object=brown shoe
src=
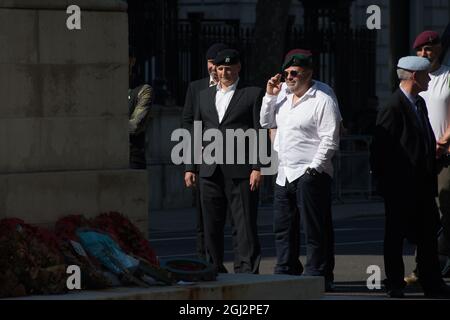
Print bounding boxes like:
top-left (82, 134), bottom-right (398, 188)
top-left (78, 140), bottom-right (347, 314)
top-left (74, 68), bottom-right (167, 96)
top-left (404, 271), bottom-right (419, 286)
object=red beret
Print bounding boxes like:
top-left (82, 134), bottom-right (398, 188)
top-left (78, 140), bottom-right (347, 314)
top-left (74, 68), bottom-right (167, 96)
top-left (413, 30), bottom-right (441, 49)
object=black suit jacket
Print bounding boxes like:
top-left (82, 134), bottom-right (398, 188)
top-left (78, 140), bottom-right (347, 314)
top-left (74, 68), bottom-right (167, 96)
top-left (183, 77), bottom-right (210, 130)
top-left (370, 88), bottom-right (437, 199)
top-left (187, 81), bottom-right (264, 179)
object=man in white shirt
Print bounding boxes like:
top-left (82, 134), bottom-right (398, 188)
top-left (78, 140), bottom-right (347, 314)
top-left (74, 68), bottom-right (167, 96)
top-left (260, 49), bottom-right (341, 290)
top-left (405, 30), bottom-right (450, 284)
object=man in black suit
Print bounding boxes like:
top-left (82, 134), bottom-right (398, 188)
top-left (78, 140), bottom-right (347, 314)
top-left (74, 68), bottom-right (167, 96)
top-left (370, 56), bottom-right (450, 298)
top-left (183, 43), bottom-right (229, 260)
top-left (186, 49), bottom-right (264, 274)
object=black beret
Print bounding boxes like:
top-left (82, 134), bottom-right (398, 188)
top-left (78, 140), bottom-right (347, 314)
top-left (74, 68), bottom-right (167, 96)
top-left (282, 49), bottom-right (313, 70)
top-left (214, 49), bottom-right (240, 66)
top-left (206, 43), bottom-right (229, 60)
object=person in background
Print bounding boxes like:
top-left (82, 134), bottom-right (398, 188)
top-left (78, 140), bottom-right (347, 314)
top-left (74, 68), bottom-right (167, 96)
top-left (128, 46), bottom-right (153, 169)
top-left (370, 56), bottom-right (450, 298)
top-left (188, 49), bottom-right (264, 274)
top-left (183, 43), bottom-right (229, 261)
top-left (260, 49), bottom-right (341, 291)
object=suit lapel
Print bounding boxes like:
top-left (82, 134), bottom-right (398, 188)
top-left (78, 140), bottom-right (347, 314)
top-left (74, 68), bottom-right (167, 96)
top-left (204, 86), bottom-right (220, 125)
top-left (398, 90), bottom-right (421, 132)
top-left (201, 77), bottom-right (210, 90)
top-left (220, 81), bottom-right (245, 124)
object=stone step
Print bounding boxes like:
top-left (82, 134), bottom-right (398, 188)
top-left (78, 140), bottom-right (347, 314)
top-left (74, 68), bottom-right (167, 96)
top-left (11, 274), bottom-right (324, 300)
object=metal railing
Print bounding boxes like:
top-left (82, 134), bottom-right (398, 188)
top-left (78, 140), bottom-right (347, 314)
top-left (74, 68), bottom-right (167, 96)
top-left (333, 135), bottom-right (375, 202)
top-left (259, 135), bottom-right (376, 204)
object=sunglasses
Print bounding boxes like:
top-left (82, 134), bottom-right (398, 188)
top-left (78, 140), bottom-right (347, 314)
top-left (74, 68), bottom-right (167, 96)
top-left (283, 70), bottom-right (307, 79)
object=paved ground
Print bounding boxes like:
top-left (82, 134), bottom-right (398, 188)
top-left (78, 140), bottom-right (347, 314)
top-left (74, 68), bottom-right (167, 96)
top-left (148, 200), bottom-right (444, 300)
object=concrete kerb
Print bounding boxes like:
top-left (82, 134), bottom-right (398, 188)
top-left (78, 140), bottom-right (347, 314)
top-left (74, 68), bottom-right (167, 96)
top-left (10, 274), bottom-right (324, 300)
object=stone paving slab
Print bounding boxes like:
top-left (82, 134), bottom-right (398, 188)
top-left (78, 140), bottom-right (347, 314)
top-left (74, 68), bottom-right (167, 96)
top-left (10, 274), bottom-right (324, 300)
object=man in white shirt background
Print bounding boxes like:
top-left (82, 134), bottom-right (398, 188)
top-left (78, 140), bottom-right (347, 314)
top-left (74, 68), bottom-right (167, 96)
top-left (260, 49), bottom-right (341, 291)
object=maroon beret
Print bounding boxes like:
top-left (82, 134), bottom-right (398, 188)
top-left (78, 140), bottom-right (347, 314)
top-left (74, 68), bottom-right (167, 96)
top-left (413, 30), bottom-right (441, 49)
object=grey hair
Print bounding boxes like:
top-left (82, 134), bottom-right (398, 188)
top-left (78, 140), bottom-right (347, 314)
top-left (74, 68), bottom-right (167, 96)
top-left (397, 69), bottom-right (413, 80)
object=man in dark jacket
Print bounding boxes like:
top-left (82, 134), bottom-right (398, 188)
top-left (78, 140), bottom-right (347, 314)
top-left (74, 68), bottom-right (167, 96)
top-left (183, 43), bottom-right (229, 261)
top-left (370, 56), bottom-right (450, 298)
top-left (186, 49), bottom-right (264, 274)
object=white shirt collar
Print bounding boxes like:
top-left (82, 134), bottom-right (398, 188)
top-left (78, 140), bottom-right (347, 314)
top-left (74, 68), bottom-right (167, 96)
top-left (399, 84), bottom-right (417, 106)
top-left (216, 78), bottom-right (239, 92)
top-left (287, 81), bottom-right (317, 107)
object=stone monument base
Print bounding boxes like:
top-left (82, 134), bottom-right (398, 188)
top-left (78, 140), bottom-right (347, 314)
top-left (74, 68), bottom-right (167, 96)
top-left (0, 169), bottom-right (148, 235)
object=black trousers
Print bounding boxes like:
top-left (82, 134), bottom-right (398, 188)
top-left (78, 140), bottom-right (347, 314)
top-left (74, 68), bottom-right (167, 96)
top-left (194, 184), bottom-right (206, 259)
top-left (273, 172), bottom-right (335, 281)
top-left (383, 194), bottom-right (443, 292)
top-left (437, 166), bottom-right (450, 256)
top-left (130, 134), bottom-right (146, 169)
top-left (195, 182), bottom-right (238, 273)
top-left (199, 167), bottom-right (261, 274)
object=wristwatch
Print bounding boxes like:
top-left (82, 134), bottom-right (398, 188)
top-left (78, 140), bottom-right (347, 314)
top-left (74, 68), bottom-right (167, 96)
top-left (305, 167), bottom-right (319, 177)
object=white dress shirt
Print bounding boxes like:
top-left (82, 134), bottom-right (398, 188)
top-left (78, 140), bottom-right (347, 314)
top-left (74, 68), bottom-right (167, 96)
top-left (419, 65), bottom-right (450, 140)
top-left (216, 79), bottom-right (239, 123)
top-left (260, 81), bottom-right (341, 185)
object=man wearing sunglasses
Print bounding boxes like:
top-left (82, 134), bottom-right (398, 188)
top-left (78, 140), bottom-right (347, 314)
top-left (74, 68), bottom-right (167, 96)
top-left (260, 49), bottom-right (341, 291)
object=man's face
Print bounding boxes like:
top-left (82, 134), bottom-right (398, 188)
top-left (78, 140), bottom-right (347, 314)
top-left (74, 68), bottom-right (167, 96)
top-left (416, 44), bottom-right (442, 64)
top-left (284, 66), bottom-right (312, 92)
top-left (207, 60), bottom-right (217, 80)
top-left (216, 63), bottom-right (241, 87)
top-left (414, 70), bottom-right (431, 92)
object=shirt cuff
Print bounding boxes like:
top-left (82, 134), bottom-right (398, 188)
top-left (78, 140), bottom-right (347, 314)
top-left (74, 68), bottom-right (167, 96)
top-left (264, 93), bottom-right (278, 100)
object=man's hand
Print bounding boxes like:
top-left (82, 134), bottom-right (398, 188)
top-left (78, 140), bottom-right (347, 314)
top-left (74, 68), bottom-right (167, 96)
top-left (266, 74), bottom-right (283, 96)
top-left (437, 143), bottom-right (447, 158)
top-left (249, 170), bottom-right (262, 191)
top-left (184, 172), bottom-right (196, 188)
top-left (437, 139), bottom-right (449, 158)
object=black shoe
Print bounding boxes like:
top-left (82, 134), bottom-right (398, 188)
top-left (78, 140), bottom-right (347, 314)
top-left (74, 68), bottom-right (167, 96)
top-left (325, 281), bottom-right (335, 292)
top-left (217, 264), bottom-right (229, 274)
top-left (439, 255), bottom-right (450, 278)
top-left (424, 284), bottom-right (450, 299)
top-left (387, 288), bottom-right (405, 298)
top-left (384, 279), bottom-right (406, 298)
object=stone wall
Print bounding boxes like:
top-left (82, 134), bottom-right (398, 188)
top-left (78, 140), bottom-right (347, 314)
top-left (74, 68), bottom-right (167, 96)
top-left (0, 0), bottom-right (149, 234)
top-left (146, 105), bottom-right (193, 210)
